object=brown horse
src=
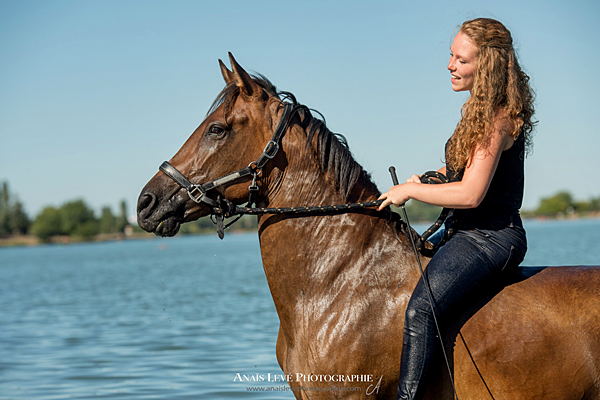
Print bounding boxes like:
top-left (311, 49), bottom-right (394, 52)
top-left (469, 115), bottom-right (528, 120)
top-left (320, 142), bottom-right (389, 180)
top-left (137, 54), bottom-right (600, 399)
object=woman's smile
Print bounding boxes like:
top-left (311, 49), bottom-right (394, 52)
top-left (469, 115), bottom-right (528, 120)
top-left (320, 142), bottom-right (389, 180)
top-left (447, 31), bottom-right (478, 93)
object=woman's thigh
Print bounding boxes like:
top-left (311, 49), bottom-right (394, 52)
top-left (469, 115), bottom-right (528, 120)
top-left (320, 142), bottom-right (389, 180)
top-left (411, 226), bottom-right (526, 323)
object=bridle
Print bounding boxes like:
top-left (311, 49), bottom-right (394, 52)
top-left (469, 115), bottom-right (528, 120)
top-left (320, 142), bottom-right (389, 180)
top-left (158, 102), bottom-right (297, 237)
top-left (157, 101), bottom-right (455, 246)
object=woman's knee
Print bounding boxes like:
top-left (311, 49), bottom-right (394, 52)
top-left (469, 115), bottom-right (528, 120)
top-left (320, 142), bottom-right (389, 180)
top-left (404, 295), bottom-right (435, 331)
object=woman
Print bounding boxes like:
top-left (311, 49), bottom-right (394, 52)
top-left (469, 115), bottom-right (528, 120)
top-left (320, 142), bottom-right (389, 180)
top-left (377, 18), bottom-right (536, 400)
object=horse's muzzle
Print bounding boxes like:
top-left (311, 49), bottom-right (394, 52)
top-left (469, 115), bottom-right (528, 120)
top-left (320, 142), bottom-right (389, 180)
top-left (137, 183), bottom-right (186, 237)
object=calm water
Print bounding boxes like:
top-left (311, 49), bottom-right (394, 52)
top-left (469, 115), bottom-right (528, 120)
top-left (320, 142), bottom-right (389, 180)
top-left (1, 218), bottom-right (599, 399)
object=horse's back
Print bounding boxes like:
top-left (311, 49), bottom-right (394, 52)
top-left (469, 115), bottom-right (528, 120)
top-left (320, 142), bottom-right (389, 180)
top-left (456, 265), bottom-right (600, 400)
top-left (511, 265), bottom-right (600, 314)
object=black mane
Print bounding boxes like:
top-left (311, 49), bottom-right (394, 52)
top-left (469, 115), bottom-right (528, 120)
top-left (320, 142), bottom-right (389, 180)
top-left (207, 74), bottom-right (379, 201)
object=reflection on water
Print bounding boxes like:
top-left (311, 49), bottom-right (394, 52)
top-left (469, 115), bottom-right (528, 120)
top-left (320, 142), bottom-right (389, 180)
top-left (1, 218), bottom-right (599, 399)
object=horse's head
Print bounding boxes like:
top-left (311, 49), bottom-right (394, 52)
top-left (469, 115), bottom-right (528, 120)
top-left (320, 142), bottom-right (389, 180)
top-left (137, 53), bottom-right (288, 237)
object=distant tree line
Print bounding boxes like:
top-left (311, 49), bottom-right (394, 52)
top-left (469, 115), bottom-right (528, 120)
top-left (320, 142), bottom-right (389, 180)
top-left (0, 181), bottom-right (129, 242)
top-left (0, 182), bottom-right (30, 236)
top-left (523, 191), bottom-right (600, 218)
top-left (31, 199), bottom-right (129, 242)
top-left (1, 179), bottom-right (599, 243)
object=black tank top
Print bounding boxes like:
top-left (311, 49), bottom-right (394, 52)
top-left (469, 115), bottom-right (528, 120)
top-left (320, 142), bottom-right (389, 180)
top-left (446, 133), bottom-right (525, 222)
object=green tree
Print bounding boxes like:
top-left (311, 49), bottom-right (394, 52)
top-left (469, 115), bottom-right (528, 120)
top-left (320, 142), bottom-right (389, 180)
top-left (73, 220), bottom-right (101, 238)
top-left (59, 199), bottom-right (98, 237)
top-left (0, 182), bottom-right (10, 236)
top-left (0, 181), bottom-right (31, 236)
top-left (575, 195), bottom-right (600, 213)
top-left (590, 196), bottom-right (600, 211)
top-left (32, 199), bottom-right (100, 241)
top-left (99, 206), bottom-right (117, 234)
top-left (8, 199), bottom-right (30, 234)
top-left (535, 191), bottom-right (574, 216)
top-left (31, 206), bottom-right (64, 241)
top-left (116, 200), bottom-right (129, 233)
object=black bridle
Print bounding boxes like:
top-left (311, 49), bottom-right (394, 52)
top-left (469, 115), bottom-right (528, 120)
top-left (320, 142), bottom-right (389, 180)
top-left (159, 102), bottom-right (296, 211)
top-left (158, 102), bottom-right (393, 239)
top-left (158, 101), bottom-right (454, 252)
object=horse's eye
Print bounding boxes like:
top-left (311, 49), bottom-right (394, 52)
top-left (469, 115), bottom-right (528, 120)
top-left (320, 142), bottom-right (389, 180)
top-left (207, 125), bottom-right (226, 137)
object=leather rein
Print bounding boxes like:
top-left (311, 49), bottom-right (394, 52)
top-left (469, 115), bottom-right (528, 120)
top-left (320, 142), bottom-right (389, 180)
top-left (158, 102), bottom-right (452, 247)
top-left (158, 103), bottom-right (383, 239)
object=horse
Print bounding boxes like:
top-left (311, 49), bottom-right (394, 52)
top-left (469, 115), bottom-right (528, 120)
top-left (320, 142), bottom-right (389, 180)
top-left (137, 53), bottom-right (600, 399)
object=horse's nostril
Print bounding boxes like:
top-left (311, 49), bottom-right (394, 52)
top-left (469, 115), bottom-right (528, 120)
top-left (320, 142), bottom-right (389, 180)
top-left (137, 191), bottom-right (157, 221)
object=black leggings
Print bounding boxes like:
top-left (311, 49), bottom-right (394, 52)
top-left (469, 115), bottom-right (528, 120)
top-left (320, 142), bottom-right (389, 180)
top-left (397, 218), bottom-right (527, 400)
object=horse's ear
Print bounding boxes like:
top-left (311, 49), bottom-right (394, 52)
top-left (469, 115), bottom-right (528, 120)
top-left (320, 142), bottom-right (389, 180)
top-left (219, 59), bottom-right (234, 85)
top-left (228, 52), bottom-right (262, 98)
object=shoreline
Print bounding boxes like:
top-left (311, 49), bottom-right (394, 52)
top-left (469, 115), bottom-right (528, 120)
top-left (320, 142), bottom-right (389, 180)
top-left (0, 232), bottom-right (152, 248)
top-left (0, 228), bottom-right (250, 248)
top-left (2, 213), bottom-right (599, 248)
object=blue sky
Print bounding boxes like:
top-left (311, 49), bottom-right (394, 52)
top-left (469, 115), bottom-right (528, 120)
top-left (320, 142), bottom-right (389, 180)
top-left (1, 0), bottom-right (599, 219)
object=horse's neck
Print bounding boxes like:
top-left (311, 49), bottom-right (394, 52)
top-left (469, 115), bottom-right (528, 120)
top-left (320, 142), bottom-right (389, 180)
top-left (261, 125), bottom-right (379, 208)
top-left (257, 127), bottom-right (417, 335)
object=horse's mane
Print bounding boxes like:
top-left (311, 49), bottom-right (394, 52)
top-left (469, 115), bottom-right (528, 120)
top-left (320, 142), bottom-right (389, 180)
top-left (207, 74), bottom-right (380, 202)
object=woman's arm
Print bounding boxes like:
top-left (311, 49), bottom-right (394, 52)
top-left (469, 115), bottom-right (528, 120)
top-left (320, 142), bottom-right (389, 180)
top-left (378, 118), bottom-right (514, 210)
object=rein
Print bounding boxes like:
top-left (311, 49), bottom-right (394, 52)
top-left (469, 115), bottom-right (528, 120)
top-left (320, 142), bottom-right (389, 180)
top-left (158, 101), bottom-right (451, 249)
top-left (158, 101), bottom-right (394, 239)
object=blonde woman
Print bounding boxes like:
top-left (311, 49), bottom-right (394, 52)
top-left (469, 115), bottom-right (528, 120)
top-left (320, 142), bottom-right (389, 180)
top-left (378, 18), bottom-right (536, 400)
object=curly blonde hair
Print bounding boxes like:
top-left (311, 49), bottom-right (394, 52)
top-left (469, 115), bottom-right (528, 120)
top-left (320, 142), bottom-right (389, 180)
top-left (446, 18), bottom-right (536, 171)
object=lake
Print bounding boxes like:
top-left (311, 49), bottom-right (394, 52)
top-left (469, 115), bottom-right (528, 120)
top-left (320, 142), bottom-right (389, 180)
top-left (1, 218), bottom-right (599, 399)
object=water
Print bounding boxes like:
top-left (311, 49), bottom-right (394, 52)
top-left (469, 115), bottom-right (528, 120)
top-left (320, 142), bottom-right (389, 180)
top-left (0, 235), bottom-right (284, 399)
top-left (1, 218), bottom-right (599, 399)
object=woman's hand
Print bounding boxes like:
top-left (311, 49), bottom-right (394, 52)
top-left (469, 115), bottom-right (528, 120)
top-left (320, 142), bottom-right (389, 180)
top-left (407, 174), bottom-right (422, 183)
top-left (378, 183), bottom-right (416, 211)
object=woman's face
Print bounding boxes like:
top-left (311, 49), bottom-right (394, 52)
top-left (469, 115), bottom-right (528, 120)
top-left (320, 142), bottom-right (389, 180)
top-left (448, 31), bottom-right (478, 93)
